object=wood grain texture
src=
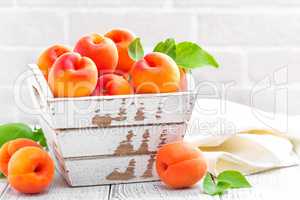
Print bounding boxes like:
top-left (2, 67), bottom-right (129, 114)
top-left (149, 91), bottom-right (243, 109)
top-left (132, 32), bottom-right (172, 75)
top-left (110, 181), bottom-right (219, 200)
top-left (1, 172), bottom-right (110, 200)
top-left (220, 166), bottom-right (300, 200)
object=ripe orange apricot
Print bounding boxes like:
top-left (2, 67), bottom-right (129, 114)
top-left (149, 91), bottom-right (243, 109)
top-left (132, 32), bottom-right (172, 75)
top-left (156, 141), bottom-right (207, 189)
top-left (131, 52), bottom-right (180, 93)
top-left (48, 52), bottom-right (98, 97)
top-left (74, 33), bottom-right (118, 75)
top-left (8, 146), bottom-right (54, 194)
top-left (37, 44), bottom-right (71, 80)
top-left (92, 74), bottom-right (133, 96)
top-left (105, 29), bottom-right (136, 76)
top-left (0, 138), bottom-right (41, 176)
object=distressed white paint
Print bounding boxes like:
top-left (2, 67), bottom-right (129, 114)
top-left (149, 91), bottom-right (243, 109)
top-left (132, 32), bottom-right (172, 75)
top-left (64, 154), bottom-right (159, 186)
top-left (37, 101), bottom-right (187, 186)
top-left (28, 64), bottom-right (196, 129)
top-left (40, 118), bottom-right (186, 158)
top-left (39, 117), bottom-right (167, 186)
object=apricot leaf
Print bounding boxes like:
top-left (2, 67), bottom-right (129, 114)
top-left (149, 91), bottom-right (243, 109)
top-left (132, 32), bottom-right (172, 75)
top-left (32, 127), bottom-right (48, 149)
top-left (0, 172), bottom-right (4, 178)
top-left (175, 42), bottom-right (219, 69)
top-left (153, 38), bottom-right (176, 60)
top-left (203, 173), bottom-right (230, 195)
top-left (217, 170), bottom-right (251, 188)
top-left (128, 37), bottom-right (144, 61)
top-left (203, 171), bottom-right (251, 196)
top-left (0, 123), bottom-right (35, 147)
top-left (203, 173), bottom-right (217, 195)
top-left (0, 123), bottom-right (48, 149)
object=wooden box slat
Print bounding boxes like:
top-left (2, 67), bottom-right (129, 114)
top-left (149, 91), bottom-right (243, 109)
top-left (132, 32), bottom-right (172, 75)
top-left (64, 154), bottom-right (159, 186)
top-left (40, 118), bottom-right (187, 158)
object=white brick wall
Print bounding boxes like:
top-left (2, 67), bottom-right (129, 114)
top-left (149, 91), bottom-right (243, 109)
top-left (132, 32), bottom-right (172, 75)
top-left (0, 11), bottom-right (65, 46)
top-left (0, 0), bottom-right (299, 123)
top-left (173, 0), bottom-right (300, 7)
top-left (247, 49), bottom-right (300, 83)
top-left (17, 0), bottom-right (172, 7)
top-left (68, 11), bottom-right (194, 46)
top-left (197, 14), bottom-right (300, 46)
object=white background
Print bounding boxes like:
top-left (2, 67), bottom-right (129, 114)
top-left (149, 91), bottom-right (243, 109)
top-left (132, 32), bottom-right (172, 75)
top-left (0, 0), bottom-right (299, 123)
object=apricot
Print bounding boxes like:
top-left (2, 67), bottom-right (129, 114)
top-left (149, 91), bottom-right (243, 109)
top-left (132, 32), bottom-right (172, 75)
top-left (74, 33), bottom-right (118, 75)
top-left (48, 52), bottom-right (98, 97)
top-left (92, 74), bottom-right (133, 96)
top-left (0, 138), bottom-right (41, 176)
top-left (8, 146), bottom-right (54, 194)
top-left (179, 67), bottom-right (188, 91)
top-left (37, 44), bottom-right (71, 80)
top-left (131, 52), bottom-right (180, 93)
top-left (156, 141), bottom-right (207, 189)
top-left (105, 29), bottom-right (136, 75)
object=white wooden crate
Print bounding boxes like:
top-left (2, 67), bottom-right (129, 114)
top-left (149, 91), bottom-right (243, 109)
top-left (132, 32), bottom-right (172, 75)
top-left (27, 64), bottom-right (196, 186)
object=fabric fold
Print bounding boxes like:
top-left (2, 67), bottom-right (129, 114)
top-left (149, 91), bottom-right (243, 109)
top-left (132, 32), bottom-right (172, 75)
top-left (185, 99), bottom-right (300, 176)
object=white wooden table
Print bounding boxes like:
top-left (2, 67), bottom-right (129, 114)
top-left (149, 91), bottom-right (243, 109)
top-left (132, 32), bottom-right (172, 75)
top-left (0, 166), bottom-right (298, 200)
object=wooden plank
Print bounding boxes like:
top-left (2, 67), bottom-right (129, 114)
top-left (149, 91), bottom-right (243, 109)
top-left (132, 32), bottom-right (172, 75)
top-left (110, 181), bottom-right (219, 200)
top-left (49, 92), bottom-right (194, 129)
top-left (64, 154), bottom-right (159, 186)
top-left (1, 172), bottom-right (110, 200)
top-left (220, 166), bottom-right (300, 200)
top-left (58, 124), bottom-right (185, 157)
top-left (40, 118), bottom-right (186, 158)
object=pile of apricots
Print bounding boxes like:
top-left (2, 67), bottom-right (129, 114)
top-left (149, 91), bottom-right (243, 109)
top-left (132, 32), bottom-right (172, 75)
top-left (37, 29), bottom-right (187, 97)
top-left (0, 138), bottom-right (54, 194)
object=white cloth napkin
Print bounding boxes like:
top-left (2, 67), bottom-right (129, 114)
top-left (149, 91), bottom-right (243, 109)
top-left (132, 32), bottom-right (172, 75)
top-left (184, 98), bottom-right (300, 176)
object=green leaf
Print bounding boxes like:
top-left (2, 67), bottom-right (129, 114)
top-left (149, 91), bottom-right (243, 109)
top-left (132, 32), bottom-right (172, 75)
top-left (203, 173), bottom-right (216, 195)
top-left (0, 123), bottom-right (48, 149)
top-left (128, 37), bottom-right (144, 61)
top-left (153, 38), bottom-right (176, 60)
top-left (32, 127), bottom-right (48, 149)
top-left (0, 172), bottom-right (5, 179)
top-left (215, 181), bottom-right (231, 195)
top-left (0, 123), bottom-right (35, 147)
top-left (203, 173), bottom-right (231, 196)
top-left (203, 171), bottom-right (251, 196)
top-left (175, 42), bottom-right (219, 69)
top-left (217, 170), bottom-right (251, 189)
